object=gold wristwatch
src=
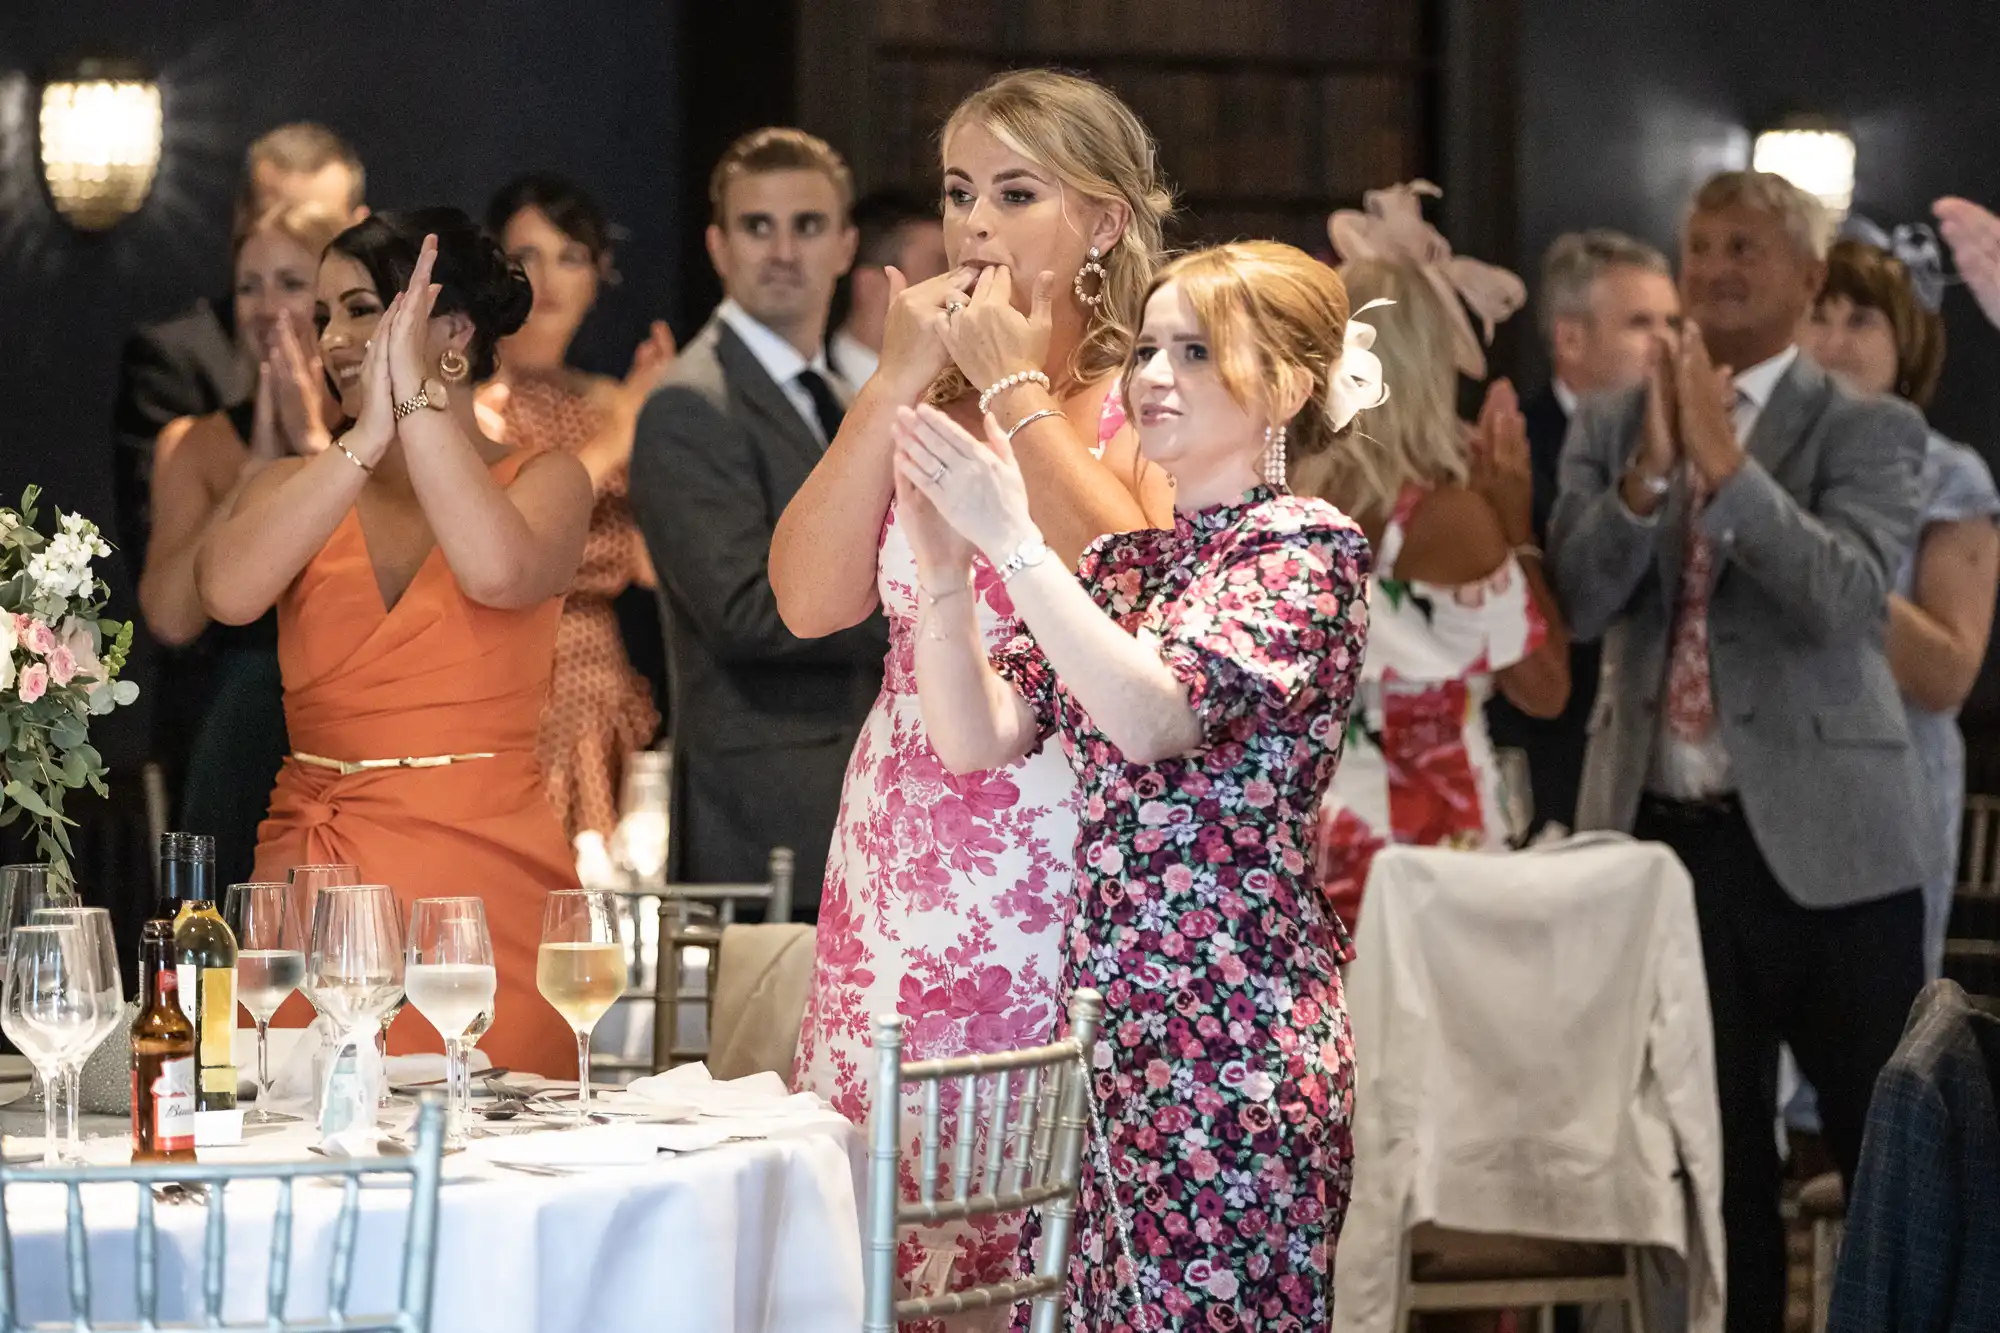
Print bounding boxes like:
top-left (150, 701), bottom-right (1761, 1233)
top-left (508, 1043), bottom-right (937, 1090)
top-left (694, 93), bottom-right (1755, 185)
top-left (393, 377), bottom-right (450, 420)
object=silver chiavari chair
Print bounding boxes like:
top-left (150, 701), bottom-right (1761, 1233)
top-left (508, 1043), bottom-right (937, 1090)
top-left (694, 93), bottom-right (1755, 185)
top-left (863, 987), bottom-right (1103, 1333)
top-left (0, 1098), bottom-right (446, 1332)
top-left (645, 848), bottom-right (796, 1071)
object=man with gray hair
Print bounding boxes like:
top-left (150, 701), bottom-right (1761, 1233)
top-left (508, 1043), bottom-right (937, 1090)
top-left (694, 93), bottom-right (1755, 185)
top-left (1492, 229), bottom-right (1679, 832)
top-left (1551, 170), bottom-right (1928, 1333)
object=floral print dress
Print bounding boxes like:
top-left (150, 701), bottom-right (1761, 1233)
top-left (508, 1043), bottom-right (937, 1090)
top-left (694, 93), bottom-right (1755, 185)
top-left (1315, 484), bottom-right (1544, 931)
top-left (993, 487), bottom-right (1371, 1332)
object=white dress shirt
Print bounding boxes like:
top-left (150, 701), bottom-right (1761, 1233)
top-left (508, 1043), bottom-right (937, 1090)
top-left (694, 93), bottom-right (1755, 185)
top-left (1552, 377), bottom-right (1581, 419)
top-left (716, 299), bottom-right (845, 445)
top-left (828, 329), bottom-right (879, 391)
top-left (1645, 344), bottom-right (1800, 800)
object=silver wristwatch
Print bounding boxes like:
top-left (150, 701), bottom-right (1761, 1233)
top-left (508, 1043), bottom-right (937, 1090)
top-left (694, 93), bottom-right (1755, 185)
top-left (995, 532), bottom-right (1050, 584)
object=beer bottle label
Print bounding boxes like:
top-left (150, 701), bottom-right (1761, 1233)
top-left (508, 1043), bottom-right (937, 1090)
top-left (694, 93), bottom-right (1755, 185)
top-left (153, 1056), bottom-right (196, 1151)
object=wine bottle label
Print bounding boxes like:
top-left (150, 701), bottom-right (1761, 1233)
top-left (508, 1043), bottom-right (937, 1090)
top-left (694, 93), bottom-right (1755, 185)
top-left (152, 1056), bottom-right (196, 1151)
top-left (175, 964), bottom-right (196, 1020)
top-left (199, 967), bottom-right (237, 1067)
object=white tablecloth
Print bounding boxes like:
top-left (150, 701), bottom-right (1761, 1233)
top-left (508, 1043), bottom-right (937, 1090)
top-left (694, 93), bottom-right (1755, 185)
top-left (0, 1094), bottom-right (866, 1333)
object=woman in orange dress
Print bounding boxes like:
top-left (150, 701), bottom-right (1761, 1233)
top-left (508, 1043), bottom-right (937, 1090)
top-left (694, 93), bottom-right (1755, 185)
top-left (479, 174), bottom-right (671, 839)
top-left (198, 208), bottom-right (594, 1077)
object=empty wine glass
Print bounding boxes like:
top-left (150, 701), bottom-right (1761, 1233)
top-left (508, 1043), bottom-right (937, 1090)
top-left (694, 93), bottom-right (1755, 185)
top-left (4, 867), bottom-right (82, 1119)
top-left (2, 925), bottom-right (99, 1165)
top-left (406, 898), bottom-right (495, 1144)
top-left (308, 885), bottom-right (405, 1108)
top-left (28, 907), bottom-right (121, 1160)
top-left (226, 883), bottom-right (306, 1120)
top-left (537, 891), bottom-right (627, 1124)
top-left (290, 864), bottom-right (360, 1079)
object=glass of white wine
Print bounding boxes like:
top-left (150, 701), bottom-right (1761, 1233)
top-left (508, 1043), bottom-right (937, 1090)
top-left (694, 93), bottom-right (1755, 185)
top-left (537, 890), bottom-right (627, 1124)
top-left (227, 882), bottom-right (306, 1120)
top-left (406, 898), bottom-right (495, 1144)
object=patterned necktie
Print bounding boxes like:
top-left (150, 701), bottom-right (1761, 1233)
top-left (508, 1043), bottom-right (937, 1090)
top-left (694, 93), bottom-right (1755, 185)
top-left (795, 368), bottom-right (846, 446)
top-left (1664, 387), bottom-right (1751, 741)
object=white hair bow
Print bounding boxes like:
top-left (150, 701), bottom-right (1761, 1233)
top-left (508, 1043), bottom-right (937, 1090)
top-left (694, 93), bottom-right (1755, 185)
top-left (1328, 298), bottom-right (1393, 430)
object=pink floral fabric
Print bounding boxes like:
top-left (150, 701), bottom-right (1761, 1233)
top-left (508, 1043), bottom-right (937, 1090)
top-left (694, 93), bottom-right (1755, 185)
top-left (794, 402), bottom-right (1128, 1321)
top-left (992, 487), bottom-right (1370, 1332)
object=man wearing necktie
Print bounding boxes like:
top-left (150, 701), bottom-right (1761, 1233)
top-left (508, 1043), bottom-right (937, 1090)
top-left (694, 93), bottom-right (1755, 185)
top-left (630, 128), bottom-right (885, 919)
top-left (1550, 171), bottom-right (1928, 1333)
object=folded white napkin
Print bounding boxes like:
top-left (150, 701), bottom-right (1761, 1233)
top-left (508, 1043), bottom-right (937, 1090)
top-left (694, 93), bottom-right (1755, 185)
top-left (468, 1121), bottom-right (740, 1168)
top-left (622, 1063), bottom-right (824, 1119)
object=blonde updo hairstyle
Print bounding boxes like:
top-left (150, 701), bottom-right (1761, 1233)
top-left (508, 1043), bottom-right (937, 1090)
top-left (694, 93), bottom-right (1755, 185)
top-left (1124, 241), bottom-right (1355, 468)
top-left (934, 69), bottom-right (1173, 403)
top-left (1293, 255), bottom-right (1467, 518)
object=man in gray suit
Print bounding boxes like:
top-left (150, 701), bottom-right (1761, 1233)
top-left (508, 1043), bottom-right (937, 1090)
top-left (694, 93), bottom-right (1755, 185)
top-left (629, 128), bottom-right (882, 921)
top-left (1550, 171), bottom-right (1928, 1333)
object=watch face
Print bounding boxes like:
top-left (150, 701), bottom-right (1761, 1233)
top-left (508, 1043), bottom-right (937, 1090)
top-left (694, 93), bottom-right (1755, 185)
top-left (423, 377), bottom-right (450, 409)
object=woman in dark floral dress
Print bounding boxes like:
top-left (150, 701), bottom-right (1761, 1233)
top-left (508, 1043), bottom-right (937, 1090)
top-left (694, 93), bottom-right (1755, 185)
top-left (888, 241), bottom-right (1385, 1331)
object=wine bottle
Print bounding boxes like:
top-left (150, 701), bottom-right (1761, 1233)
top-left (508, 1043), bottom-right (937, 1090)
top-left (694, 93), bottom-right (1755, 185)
top-left (131, 920), bottom-right (197, 1163)
top-left (156, 833), bottom-right (239, 1111)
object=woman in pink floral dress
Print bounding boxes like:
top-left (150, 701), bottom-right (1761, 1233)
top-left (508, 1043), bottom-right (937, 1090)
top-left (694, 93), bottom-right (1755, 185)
top-left (774, 70), bottom-right (1174, 1304)
top-left (893, 242), bottom-right (1377, 1331)
top-left (1294, 257), bottom-right (1572, 931)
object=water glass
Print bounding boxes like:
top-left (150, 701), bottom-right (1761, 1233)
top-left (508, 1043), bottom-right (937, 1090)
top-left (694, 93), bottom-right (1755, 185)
top-left (614, 751), bottom-right (671, 886)
top-left (308, 885), bottom-right (405, 1108)
top-left (2, 925), bottom-right (99, 1165)
top-left (407, 898), bottom-right (495, 1143)
top-left (537, 891), bottom-right (627, 1124)
top-left (28, 907), bottom-right (120, 1160)
top-left (227, 882), bottom-right (306, 1120)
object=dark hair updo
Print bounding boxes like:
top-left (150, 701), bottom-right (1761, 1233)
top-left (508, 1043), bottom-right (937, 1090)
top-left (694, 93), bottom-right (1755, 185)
top-left (485, 173), bottom-right (612, 260)
top-left (327, 207), bottom-right (533, 381)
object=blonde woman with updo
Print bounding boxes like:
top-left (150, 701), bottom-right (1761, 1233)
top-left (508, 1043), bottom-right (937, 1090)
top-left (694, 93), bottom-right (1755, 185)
top-left (1301, 255), bottom-right (1572, 932)
top-left (894, 239), bottom-right (1372, 1330)
top-left (778, 69), bottom-right (1174, 1305)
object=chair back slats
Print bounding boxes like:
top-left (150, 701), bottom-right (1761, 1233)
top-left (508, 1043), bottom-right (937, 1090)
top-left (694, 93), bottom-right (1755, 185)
top-left (135, 1186), bottom-right (157, 1324)
top-left (202, 1180), bottom-right (227, 1322)
top-left (63, 1181), bottom-right (87, 1323)
top-left (0, 1096), bottom-right (444, 1332)
top-left (642, 847), bottom-right (795, 1071)
top-left (862, 988), bottom-right (1104, 1333)
top-left (268, 1179), bottom-right (294, 1327)
top-left (1962, 795), bottom-right (2000, 894)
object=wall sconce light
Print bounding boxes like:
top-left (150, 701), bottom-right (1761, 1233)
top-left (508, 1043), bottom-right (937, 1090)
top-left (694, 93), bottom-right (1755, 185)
top-left (1752, 116), bottom-right (1855, 221)
top-left (38, 58), bottom-right (162, 232)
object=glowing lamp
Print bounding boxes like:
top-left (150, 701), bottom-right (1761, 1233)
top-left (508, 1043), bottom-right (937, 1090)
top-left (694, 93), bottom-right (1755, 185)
top-left (1752, 120), bottom-right (1855, 221)
top-left (39, 59), bottom-right (162, 232)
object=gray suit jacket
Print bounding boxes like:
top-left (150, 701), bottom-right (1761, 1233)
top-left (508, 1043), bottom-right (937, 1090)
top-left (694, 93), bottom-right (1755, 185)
top-left (628, 316), bottom-right (887, 899)
top-left (1548, 354), bottom-right (1928, 908)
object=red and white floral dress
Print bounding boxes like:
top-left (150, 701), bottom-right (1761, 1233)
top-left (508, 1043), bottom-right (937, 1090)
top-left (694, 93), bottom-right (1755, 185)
top-left (793, 400), bottom-right (1125, 1315)
top-left (1315, 484), bottom-right (1545, 931)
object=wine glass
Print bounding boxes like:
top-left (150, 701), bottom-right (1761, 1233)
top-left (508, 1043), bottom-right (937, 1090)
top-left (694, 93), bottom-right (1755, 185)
top-left (290, 864), bottom-right (359, 1074)
top-left (308, 885), bottom-right (405, 1108)
top-left (406, 898), bottom-right (495, 1144)
top-left (28, 907), bottom-right (121, 1160)
top-left (226, 883), bottom-right (306, 1121)
top-left (3, 866), bottom-right (81, 1117)
top-left (2, 925), bottom-right (99, 1165)
top-left (537, 891), bottom-right (627, 1124)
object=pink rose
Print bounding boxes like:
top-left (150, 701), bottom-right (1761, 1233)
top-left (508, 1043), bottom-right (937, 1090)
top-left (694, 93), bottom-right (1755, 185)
top-left (25, 620), bottom-right (56, 657)
top-left (47, 645), bottom-right (76, 686)
top-left (18, 663), bottom-right (49, 703)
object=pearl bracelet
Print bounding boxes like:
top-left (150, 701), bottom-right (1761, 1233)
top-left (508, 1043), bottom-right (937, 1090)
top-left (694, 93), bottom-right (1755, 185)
top-left (978, 369), bottom-right (1052, 415)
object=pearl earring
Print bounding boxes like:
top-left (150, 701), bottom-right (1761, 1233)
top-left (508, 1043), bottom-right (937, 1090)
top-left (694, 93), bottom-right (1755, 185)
top-left (1262, 424), bottom-right (1289, 489)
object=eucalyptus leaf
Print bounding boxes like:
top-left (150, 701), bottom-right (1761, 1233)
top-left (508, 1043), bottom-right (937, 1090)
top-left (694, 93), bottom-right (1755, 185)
top-left (111, 680), bottom-right (138, 706)
top-left (59, 749), bottom-right (86, 787)
top-left (50, 712), bottom-right (85, 751)
top-left (6, 780), bottom-right (53, 818)
top-left (0, 714), bottom-right (10, 750)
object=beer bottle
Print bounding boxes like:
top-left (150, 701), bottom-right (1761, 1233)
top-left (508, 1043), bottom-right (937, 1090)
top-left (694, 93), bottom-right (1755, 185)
top-left (131, 920), bottom-right (197, 1162)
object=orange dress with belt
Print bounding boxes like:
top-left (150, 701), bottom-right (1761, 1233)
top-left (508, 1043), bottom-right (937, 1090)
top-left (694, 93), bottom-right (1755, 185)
top-left (250, 451), bottom-right (581, 1077)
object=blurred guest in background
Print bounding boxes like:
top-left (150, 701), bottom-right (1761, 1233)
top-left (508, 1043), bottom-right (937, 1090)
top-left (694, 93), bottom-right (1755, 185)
top-left (827, 187), bottom-right (948, 387)
top-left (630, 129), bottom-right (878, 912)
top-left (201, 211), bottom-right (592, 1076)
top-left (1489, 230), bottom-right (1678, 834)
top-left (1802, 233), bottom-right (2000, 979)
top-left (1301, 188), bottom-right (1568, 932)
top-left (1551, 171), bottom-right (1928, 1333)
top-left (115, 123), bottom-right (368, 561)
top-left (482, 173), bottom-right (672, 843)
top-left (137, 203), bottom-right (346, 887)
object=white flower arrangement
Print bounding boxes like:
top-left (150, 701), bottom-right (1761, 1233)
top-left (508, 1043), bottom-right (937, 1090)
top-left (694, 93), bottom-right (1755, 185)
top-left (1, 487), bottom-right (140, 888)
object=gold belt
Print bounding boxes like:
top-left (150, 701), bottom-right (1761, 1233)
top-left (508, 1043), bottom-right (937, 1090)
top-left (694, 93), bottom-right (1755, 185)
top-left (290, 750), bottom-right (497, 777)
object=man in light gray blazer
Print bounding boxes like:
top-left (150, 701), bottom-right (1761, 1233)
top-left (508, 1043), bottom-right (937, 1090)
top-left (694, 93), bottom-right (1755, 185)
top-left (1549, 171), bottom-right (1927, 1333)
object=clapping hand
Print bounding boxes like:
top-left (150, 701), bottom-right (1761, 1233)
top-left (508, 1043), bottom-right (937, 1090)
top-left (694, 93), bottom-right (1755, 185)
top-left (1935, 196), bottom-right (2000, 330)
top-left (1674, 322), bottom-right (1741, 490)
top-left (892, 405), bottom-right (1035, 563)
top-left (621, 320), bottom-right (677, 407)
top-left (384, 234), bottom-right (445, 400)
top-left (1467, 378), bottom-right (1533, 545)
top-left (265, 317), bottom-right (332, 457)
top-left (936, 265), bottom-right (1055, 397)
